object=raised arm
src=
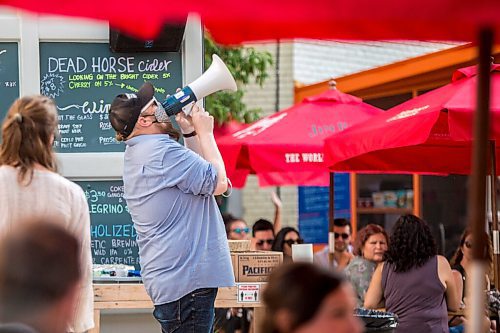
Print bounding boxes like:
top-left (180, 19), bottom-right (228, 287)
top-left (271, 191), bottom-right (282, 233)
top-left (191, 105), bottom-right (228, 195)
top-left (175, 106), bottom-right (203, 156)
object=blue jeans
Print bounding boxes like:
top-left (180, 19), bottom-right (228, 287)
top-left (153, 288), bottom-right (218, 333)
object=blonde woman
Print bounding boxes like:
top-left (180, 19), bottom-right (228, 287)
top-left (0, 95), bottom-right (93, 332)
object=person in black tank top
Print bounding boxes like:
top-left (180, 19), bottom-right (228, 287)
top-left (364, 214), bottom-right (460, 333)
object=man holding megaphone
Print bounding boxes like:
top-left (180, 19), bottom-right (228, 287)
top-left (108, 55), bottom-right (237, 333)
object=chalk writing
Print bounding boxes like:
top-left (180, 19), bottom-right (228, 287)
top-left (0, 43), bottom-right (20, 123)
top-left (41, 73), bottom-right (65, 98)
top-left (40, 42), bottom-right (182, 153)
top-left (78, 181), bottom-right (141, 270)
top-left (47, 56), bottom-right (173, 74)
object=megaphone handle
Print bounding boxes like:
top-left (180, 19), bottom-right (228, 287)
top-left (162, 86), bottom-right (198, 116)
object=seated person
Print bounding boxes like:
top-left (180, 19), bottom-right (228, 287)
top-left (449, 229), bottom-right (494, 333)
top-left (314, 218), bottom-right (354, 270)
top-left (251, 219), bottom-right (275, 251)
top-left (223, 213), bottom-right (251, 241)
top-left (364, 215), bottom-right (460, 333)
top-left (272, 227), bottom-right (304, 264)
top-left (344, 224), bottom-right (388, 307)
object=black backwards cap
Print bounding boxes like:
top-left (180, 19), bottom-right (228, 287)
top-left (109, 82), bottom-right (155, 138)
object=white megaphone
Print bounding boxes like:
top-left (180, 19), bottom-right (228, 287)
top-left (161, 54), bottom-right (237, 116)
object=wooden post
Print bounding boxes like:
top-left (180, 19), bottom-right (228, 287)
top-left (328, 172), bottom-right (335, 267)
top-left (89, 310), bottom-right (100, 333)
top-left (253, 307), bottom-right (266, 333)
top-left (412, 174), bottom-right (422, 217)
top-left (490, 141), bottom-right (499, 289)
top-left (466, 27), bottom-right (492, 333)
top-left (350, 173), bottom-right (358, 236)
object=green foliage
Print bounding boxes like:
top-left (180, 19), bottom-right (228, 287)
top-left (204, 35), bottom-right (273, 124)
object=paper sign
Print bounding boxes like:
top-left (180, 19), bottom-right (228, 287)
top-left (237, 283), bottom-right (261, 303)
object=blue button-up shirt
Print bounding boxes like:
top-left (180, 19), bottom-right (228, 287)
top-left (123, 134), bottom-right (235, 305)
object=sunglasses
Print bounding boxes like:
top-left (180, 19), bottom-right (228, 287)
top-left (284, 238), bottom-right (304, 246)
top-left (231, 227), bottom-right (250, 234)
top-left (256, 239), bottom-right (274, 246)
top-left (335, 233), bottom-right (350, 240)
top-left (464, 240), bottom-right (473, 249)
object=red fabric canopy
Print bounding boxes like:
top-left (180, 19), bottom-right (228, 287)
top-left (217, 89), bottom-right (382, 187)
top-left (446, 64), bottom-right (500, 140)
top-left (2, 0), bottom-right (500, 44)
top-left (324, 64), bottom-right (500, 175)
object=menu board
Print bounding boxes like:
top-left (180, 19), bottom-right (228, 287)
top-left (298, 173), bottom-right (351, 243)
top-left (39, 42), bottom-right (182, 153)
top-left (76, 180), bottom-right (140, 269)
top-left (0, 42), bottom-right (20, 122)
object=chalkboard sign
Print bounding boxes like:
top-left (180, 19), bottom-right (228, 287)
top-left (39, 43), bottom-right (182, 153)
top-left (0, 42), bottom-right (20, 123)
top-left (76, 180), bottom-right (140, 269)
top-left (298, 173), bottom-right (351, 243)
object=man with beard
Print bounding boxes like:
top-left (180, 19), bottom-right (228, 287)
top-left (109, 82), bottom-right (235, 333)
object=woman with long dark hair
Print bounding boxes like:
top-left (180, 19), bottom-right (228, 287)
top-left (272, 227), bottom-right (303, 263)
top-left (450, 228), bottom-right (493, 299)
top-left (0, 96), bottom-right (93, 332)
top-left (364, 214), bottom-right (459, 333)
top-left (449, 229), bottom-right (494, 332)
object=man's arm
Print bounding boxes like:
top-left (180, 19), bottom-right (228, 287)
top-left (192, 105), bottom-right (228, 195)
top-left (175, 107), bottom-right (204, 156)
top-left (183, 134), bottom-right (203, 155)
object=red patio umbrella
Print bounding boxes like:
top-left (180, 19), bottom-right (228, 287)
top-left (217, 88), bottom-right (383, 188)
top-left (325, 65), bottom-right (500, 174)
top-left (324, 64), bottom-right (500, 175)
top-left (446, 66), bottom-right (500, 141)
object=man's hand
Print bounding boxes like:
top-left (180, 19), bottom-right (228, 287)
top-left (191, 104), bottom-right (214, 136)
top-left (168, 88), bottom-right (195, 134)
top-left (271, 191), bottom-right (282, 208)
top-left (175, 109), bottom-right (195, 134)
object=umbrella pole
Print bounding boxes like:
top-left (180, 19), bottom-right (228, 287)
top-left (490, 141), bottom-right (499, 289)
top-left (328, 172), bottom-right (335, 268)
top-left (466, 27), bottom-right (492, 333)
